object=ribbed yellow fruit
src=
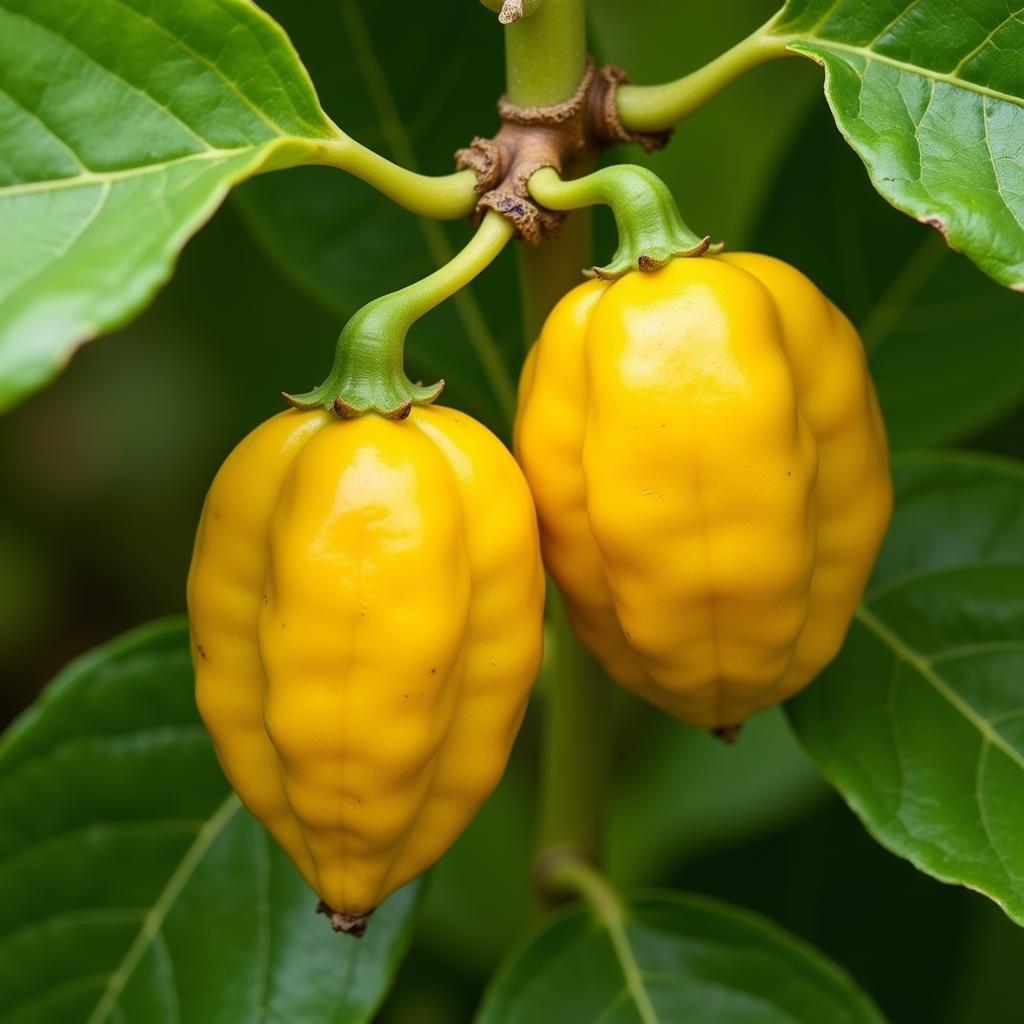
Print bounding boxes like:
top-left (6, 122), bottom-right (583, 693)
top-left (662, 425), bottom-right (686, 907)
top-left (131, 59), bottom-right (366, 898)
top-left (188, 405), bottom-right (544, 928)
top-left (515, 253), bottom-right (891, 730)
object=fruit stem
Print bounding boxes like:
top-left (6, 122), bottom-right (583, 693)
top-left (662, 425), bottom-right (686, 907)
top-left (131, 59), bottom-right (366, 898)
top-left (285, 212), bottom-right (515, 418)
top-left (528, 165), bottom-right (714, 279)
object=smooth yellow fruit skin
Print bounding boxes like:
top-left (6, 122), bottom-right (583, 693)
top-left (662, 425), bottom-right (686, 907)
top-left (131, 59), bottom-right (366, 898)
top-left (187, 405), bottom-right (544, 916)
top-left (515, 253), bottom-right (892, 729)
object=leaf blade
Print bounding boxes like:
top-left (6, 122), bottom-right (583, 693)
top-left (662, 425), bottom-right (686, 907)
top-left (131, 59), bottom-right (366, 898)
top-left (0, 620), bottom-right (420, 1023)
top-left (788, 451), bottom-right (1024, 926)
top-left (478, 890), bottom-right (885, 1023)
top-left (0, 0), bottom-right (338, 410)
top-left (774, 0), bottom-right (1024, 289)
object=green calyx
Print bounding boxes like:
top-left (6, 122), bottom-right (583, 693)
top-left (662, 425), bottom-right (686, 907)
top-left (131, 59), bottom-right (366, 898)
top-left (284, 303), bottom-right (443, 420)
top-left (284, 212), bottom-right (515, 421)
top-left (527, 165), bottom-right (718, 280)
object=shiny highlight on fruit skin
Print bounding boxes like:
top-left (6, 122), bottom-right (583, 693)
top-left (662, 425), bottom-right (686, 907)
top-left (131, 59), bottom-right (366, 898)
top-left (515, 252), bottom-right (892, 730)
top-left (188, 405), bottom-right (544, 924)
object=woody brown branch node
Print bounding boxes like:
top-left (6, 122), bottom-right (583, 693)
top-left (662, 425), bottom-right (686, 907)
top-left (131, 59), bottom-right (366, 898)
top-left (454, 59), bottom-right (671, 244)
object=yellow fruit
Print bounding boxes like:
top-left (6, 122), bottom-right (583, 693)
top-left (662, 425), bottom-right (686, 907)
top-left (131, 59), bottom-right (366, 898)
top-left (188, 406), bottom-right (544, 928)
top-left (515, 253), bottom-right (891, 730)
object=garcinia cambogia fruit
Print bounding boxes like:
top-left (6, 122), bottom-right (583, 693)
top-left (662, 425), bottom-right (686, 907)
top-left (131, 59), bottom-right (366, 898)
top-left (515, 252), bottom-right (892, 732)
top-left (188, 405), bottom-right (544, 933)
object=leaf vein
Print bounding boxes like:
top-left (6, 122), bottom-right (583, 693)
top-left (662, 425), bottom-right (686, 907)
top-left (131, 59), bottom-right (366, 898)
top-left (788, 36), bottom-right (1024, 108)
top-left (0, 180), bottom-right (109, 306)
top-left (974, 741), bottom-right (1019, 892)
top-left (0, 817), bottom-right (205, 883)
top-left (0, 84), bottom-right (88, 172)
top-left (151, 930), bottom-right (181, 1024)
top-left (952, 8), bottom-right (1024, 75)
top-left (983, 95), bottom-right (1024, 236)
top-left (1, 6), bottom-right (215, 150)
top-left (84, 794), bottom-right (241, 1024)
top-left (867, 0), bottom-right (930, 47)
top-left (0, 146), bottom-right (264, 199)
top-left (0, 972), bottom-right (110, 1024)
top-left (101, 0), bottom-right (287, 138)
top-left (855, 605), bottom-right (1024, 773)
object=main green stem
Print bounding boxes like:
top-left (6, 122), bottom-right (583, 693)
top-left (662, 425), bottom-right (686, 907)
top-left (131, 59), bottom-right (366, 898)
top-left (502, 0), bottom-right (587, 106)
top-left (536, 589), bottom-right (611, 868)
top-left (503, 0), bottom-right (592, 343)
top-left (500, 0), bottom-right (612, 887)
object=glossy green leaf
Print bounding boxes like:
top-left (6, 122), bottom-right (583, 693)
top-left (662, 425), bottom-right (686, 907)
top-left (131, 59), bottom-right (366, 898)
top-left (752, 102), bottom-right (1024, 450)
top-left (774, 0), bottom-right (1024, 290)
top-left (788, 452), bottom-right (1024, 925)
top-left (477, 890), bottom-right (885, 1023)
top-left (0, 619), bottom-right (420, 1023)
top-left (0, 0), bottom-right (340, 411)
top-left (233, 0), bottom-right (519, 429)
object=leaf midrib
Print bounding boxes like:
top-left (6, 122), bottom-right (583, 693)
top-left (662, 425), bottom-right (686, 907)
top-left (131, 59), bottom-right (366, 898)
top-left (100, 0), bottom-right (290, 138)
top-left (1, 0), bottom-right (333, 151)
top-left (855, 603), bottom-right (1024, 773)
top-left (583, 891), bottom-right (659, 1024)
top-left (0, 145), bottom-right (268, 200)
top-left (84, 794), bottom-right (241, 1024)
top-left (782, 34), bottom-right (1024, 109)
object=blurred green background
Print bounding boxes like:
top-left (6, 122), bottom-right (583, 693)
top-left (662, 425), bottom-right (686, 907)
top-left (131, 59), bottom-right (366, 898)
top-left (2, 0), bottom-right (1023, 1020)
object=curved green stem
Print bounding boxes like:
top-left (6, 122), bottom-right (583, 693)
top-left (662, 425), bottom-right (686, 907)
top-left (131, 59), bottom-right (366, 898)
top-left (286, 212), bottom-right (515, 418)
top-left (546, 855), bottom-right (623, 913)
top-left (529, 165), bottom-right (714, 279)
top-left (616, 18), bottom-right (793, 133)
top-left (305, 135), bottom-right (478, 220)
top-left (332, 0), bottom-right (515, 421)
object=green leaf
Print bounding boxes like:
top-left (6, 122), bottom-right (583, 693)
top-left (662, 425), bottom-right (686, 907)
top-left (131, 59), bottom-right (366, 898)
top-left (0, 0), bottom-right (339, 412)
top-left (0, 619), bottom-right (420, 1023)
top-left (233, 0), bottom-right (519, 429)
top-left (751, 101), bottom-right (1024, 450)
top-left (788, 451), bottom-right (1024, 925)
top-left (477, 889), bottom-right (885, 1023)
top-left (773, 0), bottom-right (1024, 290)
